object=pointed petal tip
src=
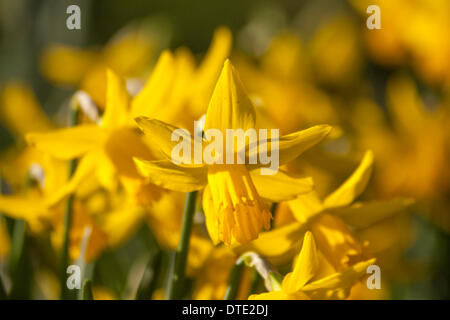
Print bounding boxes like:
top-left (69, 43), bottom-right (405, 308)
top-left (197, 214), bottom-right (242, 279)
top-left (215, 25), bottom-right (232, 38)
top-left (105, 67), bottom-right (115, 77)
top-left (159, 49), bottom-right (174, 60)
top-left (134, 116), bottom-right (151, 128)
top-left (220, 59), bottom-right (233, 77)
top-left (361, 149), bottom-right (375, 168)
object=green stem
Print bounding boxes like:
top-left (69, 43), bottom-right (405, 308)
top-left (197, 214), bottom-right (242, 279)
top-left (248, 269), bottom-right (262, 295)
top-left (0, 273), bottom-right (6, 299)
top-left (81, 279), bottom-right (93, 300)
top-left (9, 221), bottom-right (26, 273)
top-left (167, 191), bottom-right (197, 300)
top-left (224, 259), bottom-right (245, 300)
top-left (135, 249), bottom-right (162, 300)
top-left (60, 101), bottom-right (79, 300)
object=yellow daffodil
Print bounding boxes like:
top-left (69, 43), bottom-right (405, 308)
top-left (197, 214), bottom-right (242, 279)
top-left (235, 151), bottom-right (413, 269)
top-left (350, 0), bottom-right (450, 86)
top-left (249, 232), bottom-right (375, 300)
top-left (134, 60), bottom-right (331, 245)
top-left (0, 82), bottom-right (148, 261)
top-left (353, 74), bottom-right (449, 231)
top-left (0, 83), bottom-right (56, 190)
top-left (26, 69), bottom-right (164, 206)
top-left (40, 21), bottom-right (165, 107)
top-left (0, 83), bottom-right (53, 140)
top-left (0, 158), bottom-right (145, 263)
top-left (309, 16), bottom-right (362, 87)
top-left (235, 33), bottom-right (336, 134)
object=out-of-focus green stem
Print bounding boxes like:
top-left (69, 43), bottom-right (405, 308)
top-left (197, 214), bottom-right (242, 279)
top-left (9, 221), bottom-right (26, 273)
top-left (136, 249), bottom-right (162, 300)
top-left (0, 193), bottom-right (6, 298)
top-left (81, 279), bottom-right (93, 300)
top-left (0, 272), bottom-right (6, 299)
top-left (167, 191), bottom-right (197, 300)
top-left (224, 259), bottom-right (245, 300)
top-left (248, 269), bottom-right (262, 295)
top-left (60, 100), bottom-right (79, 300)
top-left (5, 175), bottom-right (30, 298)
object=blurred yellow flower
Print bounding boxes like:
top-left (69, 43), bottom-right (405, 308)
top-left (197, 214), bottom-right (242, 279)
top-left (350, 0), bottom-right (450, 86)
top-left (27, 69), bottom-right (163, 206)
top-left (235, 151), bottom-right (413, 269)
top-left (249, 232), bottom-right (375, 300)
top-left (40, 22), bottom-right (161, 107)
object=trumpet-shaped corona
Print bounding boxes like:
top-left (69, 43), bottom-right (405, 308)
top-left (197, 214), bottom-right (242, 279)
top-left (206, 164), bottom-right (271, 245)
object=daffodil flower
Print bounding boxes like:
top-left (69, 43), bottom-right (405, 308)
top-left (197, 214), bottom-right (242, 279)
top-left (27, 25), bottom-right (234, 207)
top-left (350, 0), bottom-right (450, 85)
top-left (353, 74), bottom-right (449, 232)
top-left (134, 60), bottom-right (331, 245)
top-left (0, 160), bottom-right (145, 262)
top-left (249, 232), bottom-right (375, 300)
top-left (235, 150), bottom-right (413, 269)
top-left (26, 69), bottom-right (163, 206)
top-left (236, 32), bottom-right (337, 133)
top-left (39, 21), bottom-right (162, 107)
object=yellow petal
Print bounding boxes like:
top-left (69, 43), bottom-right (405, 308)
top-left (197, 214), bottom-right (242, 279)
top-left (39, 45), bottom-right (97, 85)
top-left (288, 190), bottom-right (324, 223)
top-left (95, 151), bottom-right (119, 191)
top-left (248, 125), bottom-right (332, 169)
top-left (120, 175), bottom-right (164, 206)
top-left (134, 158), bottom-right (207, 192)
top-left (101, 69), bottom-right (130, 128)
top-left (0, 195), bottom-right (50, 232)
top-left (135, 117), bottom-right (202, 167)
top-left (204, 60), bottom-right (256, 132)
top-left (104, 128), bottom-right (155, 178)
top-left (310, 214), bottom-right (365, 270)
top-left (282, 231), bottom-right (319, 293)
top-left (323, 150), bottom-right (374, 208)
top-left (190, 26), bottom-right (232, 116)
top-left (102, 206), bottom-right (146, 247)
top-left (80, 64), bottom-right (108, 108)
top-left (26, 125), bottom-right (107, 160)
top-left (45, 152), bottom-right (98, 206)
top-left (248, 291), bottom-right (289, 300)
top-left (250, 170), bottom-right (313, 202)
top-left (0, 83), bottom-right (53, 138)
top-left (160, 48), bottom-right (196, 122)
top-left (387, 74), bottom-right (425, 134)
top-left (102, 26), bottom-right (154, 77)
top-left (202, 186), bottom-right (220, 245)
top-left (0, 195), bottom-right (47, 220)
top-left (130, 50), bottom-right (175, 119)
top-left (328, 198), bottom-right (415, 229)
top-left (302, 258), bottom-right (376, 293)
top-left (232, 222), bottom-right (307, 265)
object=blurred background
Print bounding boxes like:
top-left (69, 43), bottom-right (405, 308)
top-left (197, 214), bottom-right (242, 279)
top-left (0, 0), bottom-right (449, 299)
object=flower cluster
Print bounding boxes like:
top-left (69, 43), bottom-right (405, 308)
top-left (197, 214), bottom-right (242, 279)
top-left (0, 1), bottom-right (448, 300)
